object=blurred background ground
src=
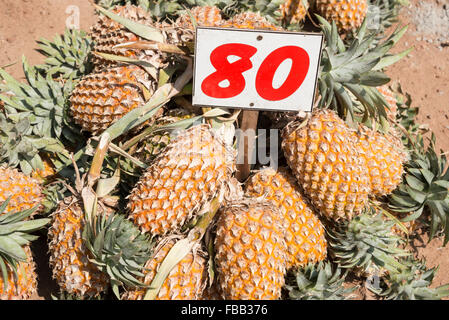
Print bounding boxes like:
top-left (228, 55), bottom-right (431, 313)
top-left (0, 0), bottom-right (448, 299)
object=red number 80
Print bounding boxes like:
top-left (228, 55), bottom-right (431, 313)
top-left (201, 43), bottom-right (310, 102)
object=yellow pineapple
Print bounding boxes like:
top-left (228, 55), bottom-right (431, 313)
top-left (127, 124), bottom-right (236, 236)
top-left (0, 166), bottom-right (43, 215)
top-left (90, 4), bottom-right (194, 72)
top-left (355, 125), bottom-right (408, 196)
top-left (214, 200), bottom-right (287, 300)
top-left (0, 246), bottom-right (38, 300)
top-left (245, 167), bottom-right (327, 269)
top-left (70, 64), bottom-right (157, 134)
top-left (315, 0), bottom-right (368, 32)
top-left (48, 196), bottom-right (111, 298)
top-left (89, 4), bottom-right (154, 71)
top-left (176, 6), bottom-right (224, 29)
top-left (122, 238), bottom-right (207, 300)
top-left (281, 0), bottom-right (309, 24)
top-left (281, 109), bottom-right (370, 222)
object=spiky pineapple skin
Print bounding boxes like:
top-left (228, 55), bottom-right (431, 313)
top-left (90, 4), bottom-right (194, 72)
top-left (128, 124), bottom-right (235, 236)
top-left (356, 126), bottom-right (407, 196)
top-left (282, 110), bottom-right (370, 222)
top-left (176, 6), bottom-right (224, 29)
top-left (70, 64), bottom-right (154, 134)
top-left (315, 0), bottom-right (368, 32)
top-left (48, 196), bottom-right (110, 298)
top-left (245, 167), bottom-right (327, 269)
top-left (90, 4), bottom-right (154, 71)
top-left (122, 238), bottom-right (207, 300)
top-left (0, 246), bottom-right (38, 300)
top-left (214, 200), bottom-right (287, 300)
top-left (0, 166), bottom-right (42, 215)
top-left (281, 0), bottom-right (309, 24)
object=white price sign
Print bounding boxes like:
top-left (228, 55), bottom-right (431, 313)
top-left (192, 27), bottom-right (323, 112)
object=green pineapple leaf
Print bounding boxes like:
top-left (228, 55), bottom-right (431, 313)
top-left (35, 28), bottom-right (93, 80)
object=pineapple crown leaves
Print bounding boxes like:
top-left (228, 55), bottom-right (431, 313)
top-left (0, 114), bottom-right (67, 175)
top-left (93, 0), bottom-right (180, 17)
top-left (327, 208), bottom-right (410, 275)
top-left (285, 261), bottom-right (357, 300)
top-left (219, 0), bottom-right (284, 22)
top-left (366, 0), bottom-right (408, 36)
top-left (51, 291), bottom-right (104, 300)
top-left (35, 28), bottom-right (93, 80)
top-left (379, 258), bottom-right (449, 300)
top-left (0, 197), bottom-right (50, 290)
top-left (0, 57), bottom-right (83, 147)
top-left (388, 134), bottom-right (449, 244)
top-left (41, 179), bottom-right (71, 216)
top-left (394, 84), bottom-right (422, 136)
top-left (82, 213), bottom-right (153, 298)
top-left (317, 15), bottom-right (411, 126)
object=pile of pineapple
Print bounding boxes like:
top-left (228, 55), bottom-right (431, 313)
top-left (1, 0), bottom-right (449, 300)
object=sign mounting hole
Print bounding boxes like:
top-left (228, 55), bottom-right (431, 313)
top-left (257, 35), bottom-right (263, 41)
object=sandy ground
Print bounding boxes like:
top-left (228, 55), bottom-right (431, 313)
top-left (0, 0), bottom-right (448, 299)
top-left (385, 0), bottom-right (449, 296)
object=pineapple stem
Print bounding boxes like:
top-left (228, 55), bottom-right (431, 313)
top-left (190, 193), bottom-right (222, 241)
top-left (88, 133), bottom-right (111, 187)
top-left (370, 201), bottom-right (409, 236)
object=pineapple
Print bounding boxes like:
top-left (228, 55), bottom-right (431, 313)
top-left (281, 0), bottom-right (309, 25)
top-left (48, 196), bottom-right (111, 298)
top-left (223, 11), bottom-right (281, 30)
top-left (281, 109), bottom-right (370, 222)
top-left (176, 6), bottom-right (224, 29)
top-left (69, 64), bottom-right (156, 135)
top-left (89, 4), bottom-right (194, 72)
top-left (0, 246), bottom-right (38, 300)
top-left (127, 124), bottom-right (236, 236)
top-left (0, 166), bottom-right (43, 215)
top-left (245, 167), bottom-right (327, 269)
top-left (315, 0), bottom-right (368, 32)
top-left (355, 125), bottom-right (408, 196)
top-left (214, 200), bottom-right (287, 300)
top-left (122, 237), bottom-right (207, 300)
top-left (89, 4), bottom-right (154, 71)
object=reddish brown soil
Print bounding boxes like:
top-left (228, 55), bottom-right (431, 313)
top-left (0, 0), bottom-right (448, 300)
top-left (386, 0), bottom-right (449, 297)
